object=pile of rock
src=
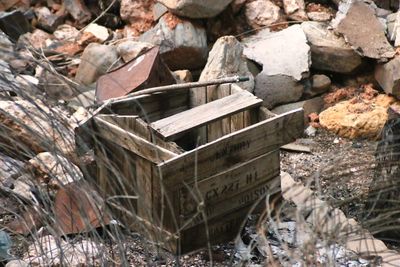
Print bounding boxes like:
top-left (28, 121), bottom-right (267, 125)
top-left (2, 0), bottom-right (400, 264)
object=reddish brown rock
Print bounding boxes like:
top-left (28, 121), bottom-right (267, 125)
top-left (120, 0), bottom-right (155, 36)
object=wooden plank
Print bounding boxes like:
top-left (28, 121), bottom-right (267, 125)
top-left (98, 115), bottom-right (184, 154)
top-left (178, 151), bottom-right (280, 216)
top-left (182, 175), bottom-right (280, 228)
top-left (94, 117), bottom-right (177, 164)
top-left (150, 91), bottom-right (262, 141)
top-left (158, 108), bottom-right (304, 185)
top-left (207, 84), bottom-right (231, 142)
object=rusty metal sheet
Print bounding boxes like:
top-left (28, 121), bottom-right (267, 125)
top-left (54, 182), bottom-right (110, 235)
top-left (96, 46), bottom-right (176, 102)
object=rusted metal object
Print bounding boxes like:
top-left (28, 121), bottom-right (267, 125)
top-left (54, 182), bottom-right (109, 234)
top-left (96, 46), bottom-right (176, 102)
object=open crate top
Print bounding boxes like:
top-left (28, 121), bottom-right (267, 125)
top-left (76, 83), bottom-right (304, 254)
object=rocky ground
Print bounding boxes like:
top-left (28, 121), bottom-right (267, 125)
top-left (1, 0), bottom-right (400, 266)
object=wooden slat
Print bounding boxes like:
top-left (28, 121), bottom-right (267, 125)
top-left (150, 90), bottom-right (263, 141)
top-left (157, 108), bottom-right (304, 185)
top-left (179, 150), bottom-right (279, 208)
top-left (207, 84), bottom-right (231, 142)
top-left (97, 115), bottom-right (184, 154)
top-left (178, 151), bottom-right (280, 224)
top-left (94, 117), bottom-right (177, 164)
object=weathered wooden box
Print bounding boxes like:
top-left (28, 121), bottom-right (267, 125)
top-left (77, 84), bottom-right (303, 254)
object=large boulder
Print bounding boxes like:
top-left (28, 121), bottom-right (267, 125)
top-left (243, 25), bottom-right (310, 108)
top-left (158, 0), bottom-right (233, 18)
top-left (140, 13), bottom-right (207, 70)
top-left (301, 22), bottom-right (363, 74)
top-left (75, 43), bottom-right (119, 85)
top-left (320, 92), bottom-right (399, 139)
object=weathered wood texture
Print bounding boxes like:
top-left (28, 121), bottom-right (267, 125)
top-left (157, 108), bottom-right (304, 186)
top-left (150, 90), bottom-right (262, 141)
top-left (94, 117), bottom-right (177, 164)
top-left (82, 85), bottom-right (304, 255)
top-left (178, 151), bottom-right (280, 226)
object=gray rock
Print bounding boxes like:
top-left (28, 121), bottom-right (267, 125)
top-left (305, 74), bottom-right (331, 97)
top-left (0, 31), bottom-right (13, 61)
top-left (244, 0), bottom-right (282, 29)
top-left (64, 0), bottom-right (91, 23)
top-left (375, 57), bottom-right (400, 97)
top-left (334, 1), bottom-right (395, 59)
top-left (153, 2), bottom-right (168, 20)
top-left (387, 12), bottom-right (400, 46)
top-left (68, 89), bottom-right (96, 109)
top-left (158, 0), bottom-right (233, 18)
top-left (83, 23), bottom-right (110, 43)
top-left (272, 96), bottom-right (323, 126)
top-left (0, 153), bottom-right (24, 182)
top-left (53, 24), bottom-right (79, 40)
top-left (200, 36), bottom-right (254, 92)
top-left (116, 40), bottom-right (154, 62)
top-left (307, 11), bottom-right (331, 22)
top-left (301, 22), bottom-right (363, 73)
top-left (173, 70), bottom-right (193, 83)
top-left (140, 15), bottom-right (207, 70)
top-left (34, 6), bottom-right (63, 33)
top-left (75, 43), bottom-right (119, 85)
top-left (243, 25), bottom-right (310, 108)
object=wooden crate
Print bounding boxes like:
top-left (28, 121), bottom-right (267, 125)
top-left (77, 84), bottom-right (304, 254)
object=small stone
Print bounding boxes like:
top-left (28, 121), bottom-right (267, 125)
top-left (305, 125), bottom-right (317, 137)
top-left (307, 11), bottom-right (331, 22)
top-left (34, 6), bottom-right (63, 33)
top-left (283, 0), bottom-right (308, 21)
top-left (174, 70), bottom-right (193, 83)
top-left (53, 24), bottom-right (79, 40)
top-left (0, 10), bottom-right (31, 41)
top-left (244, 0), bottom-right (282, 29)
top-left (64, 0), bottom-right (91, 24)
top-left (375, 57), bottom-right (400, 97)
top-left (17, 29), bottom-right (53, 50)
top-left (158, 0), bottom-right (233, 18)
top-left (116, 40), bottom-right (154, 62)
top-left (75, 43), bottom-right (119, 85)
top-left (305, 74), bottom-right (331, 97)
top-left (83, 23), bottom-right (110, 43)
top-left (153, 2), bottom-right (168, 21)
